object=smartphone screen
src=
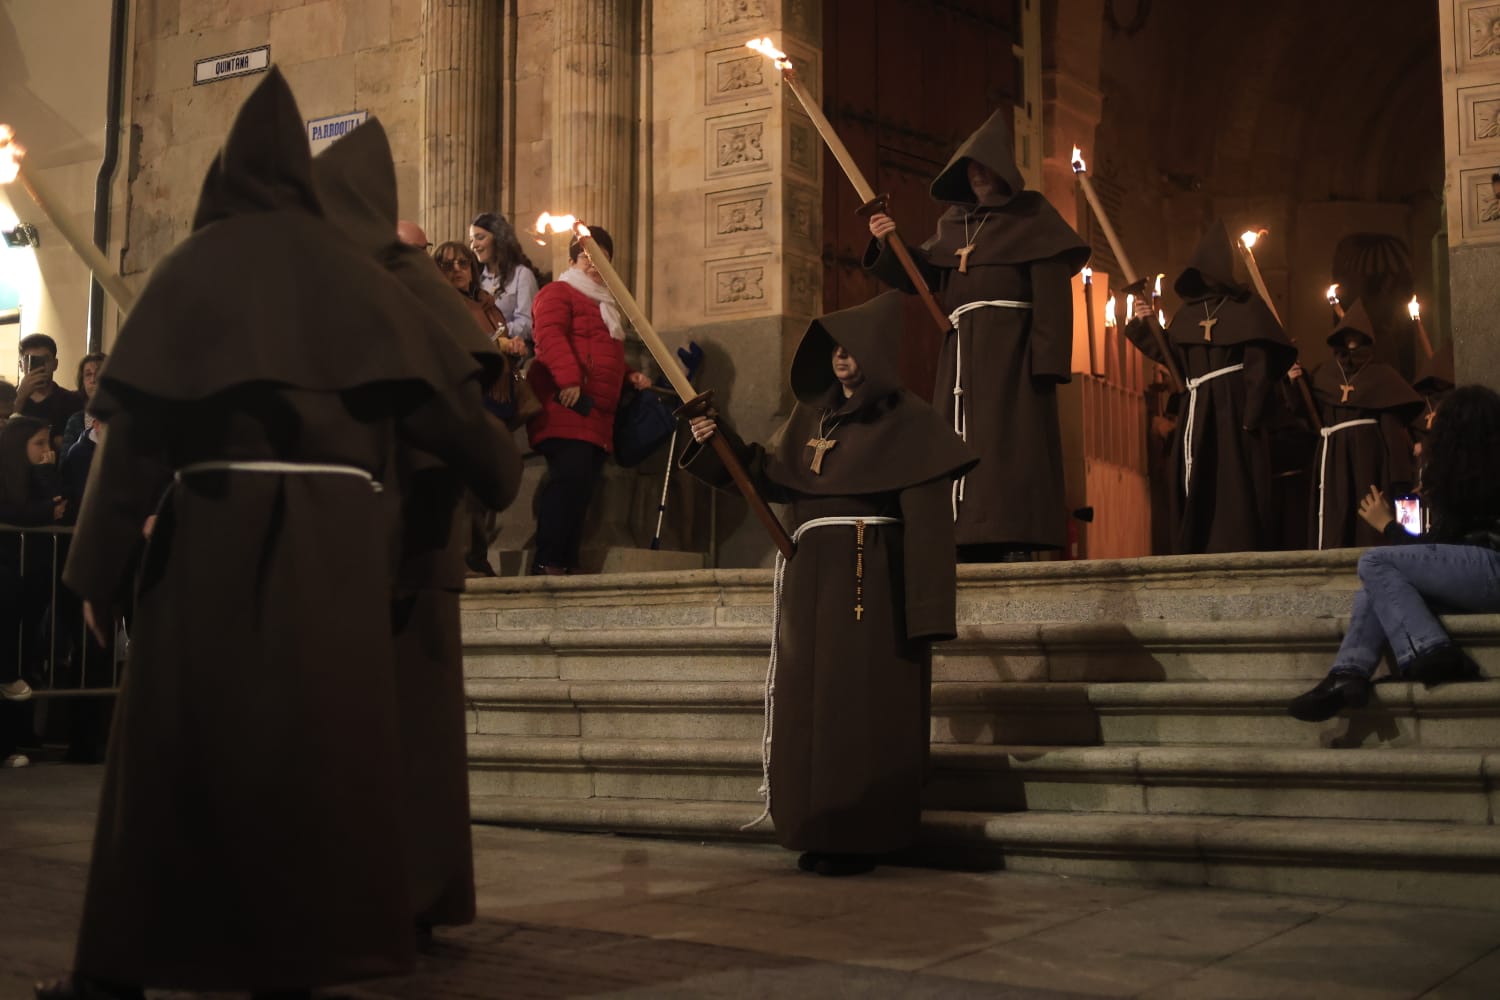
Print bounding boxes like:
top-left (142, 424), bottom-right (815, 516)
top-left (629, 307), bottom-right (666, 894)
top-left (1394, 495), bottom-right (1423, 536)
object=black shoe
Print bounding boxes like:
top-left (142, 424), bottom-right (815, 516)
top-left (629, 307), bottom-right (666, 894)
top-left (35, 977), bottom-right (145, 1000)
top-left (813, 854), bottom-right (876, 877)
top-left (796, 851), bottom-right (823, 873)
top-left (1407, 645), bottom-right (1480, 689)
top-left (1287, 673), bottom-right (1371, 722)
top-left (465, 554), bottom-right (497, 577)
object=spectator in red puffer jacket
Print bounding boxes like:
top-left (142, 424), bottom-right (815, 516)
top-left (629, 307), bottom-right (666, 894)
top-left (526, 226), bottom-right (651, 574)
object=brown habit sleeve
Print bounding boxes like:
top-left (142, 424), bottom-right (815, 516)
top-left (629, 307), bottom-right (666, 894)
top-left (899, 477), bottom-right (959, 642)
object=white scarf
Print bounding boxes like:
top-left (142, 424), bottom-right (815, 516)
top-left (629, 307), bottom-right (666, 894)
top-left (557, 267), bottom-right (625, 341)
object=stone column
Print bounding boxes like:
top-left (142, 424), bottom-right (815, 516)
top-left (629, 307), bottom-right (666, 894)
top-left (422, 0), bottom-right (502, 243)
top-left (552, 0), bottom-right (639, 282)
top-left (1439, 0), bottom-right (1500, 389)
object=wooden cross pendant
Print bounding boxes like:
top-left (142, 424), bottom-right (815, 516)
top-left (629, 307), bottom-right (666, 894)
top-left (956, 244), bottom-right (975, 274)
top-left (1199, 317), bottom-right (1218, 341)
top-left (1339, 383), bottom-right (1355, 403)
top-left (854, 603), bottom-right (864, 621)
top-left (806, 437), bottom-right (838, 474)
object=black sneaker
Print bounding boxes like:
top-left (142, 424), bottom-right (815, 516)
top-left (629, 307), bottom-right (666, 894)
top-left (813, 854), bottom-right (876, 877)
top-left (1407, 645), bottom-right (1480, 688)
top-left (1287, 673), bottom-right (1371, 722)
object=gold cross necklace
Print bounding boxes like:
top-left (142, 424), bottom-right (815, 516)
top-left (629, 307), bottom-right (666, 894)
top-left (956, 211), bottom-right (990, 274)
top-left (806, 410), bottom-right (845, 474)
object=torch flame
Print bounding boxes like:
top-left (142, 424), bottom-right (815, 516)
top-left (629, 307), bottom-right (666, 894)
top-left (535, 212), bottom-right (579, 236)
top-left (1326, 283), bottom-right (1340, 305)
top-left (1125, 293), bottom-right (1135, 319)
top-left (1239, 229), bottom-right (1265, 250)
top-left (1158, 309), bottom-right (1168, 327)
top-left (1081, 265), bottom-right (1092, 284)
top-left (745, 37), bottom-right (792, 70)
top-left (1105, 295), bottom-right (1117, 327)
top-left (1153, 273), bottom-right (1164, 297)
top-left (1071, 146), bottom-right (1086, 173)
top-left (0, 124), bottom-right (25, 184)
top-left (1408, 295), bottom-right (1421, 321)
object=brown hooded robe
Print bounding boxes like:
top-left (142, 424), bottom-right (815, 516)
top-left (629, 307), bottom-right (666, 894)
top-left (864, 110), bottom-right (1089, 555)
top-left (313, 118), bottom-right (522, 931)
top-left (61, 70), bottom-right (517, 992)
top-left (1123, 222), bottom-right (1296, 553)
top-left (684, 292), bottom-right (975, 855)
top-left (1307, 300), bottom-right (1423, 549)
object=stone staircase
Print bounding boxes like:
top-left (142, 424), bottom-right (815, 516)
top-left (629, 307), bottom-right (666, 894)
top-left (461, 550), bottom-right (1500, 909)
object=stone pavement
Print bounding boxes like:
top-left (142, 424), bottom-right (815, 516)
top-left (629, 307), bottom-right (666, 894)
top-left (4, 765), bottom-right (1500, 1000)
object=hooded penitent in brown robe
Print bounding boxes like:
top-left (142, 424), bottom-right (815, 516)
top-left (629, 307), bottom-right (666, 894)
top-left (683, 291), bottom-right (975, 864)
top-left (864, 110), bottom-right (1089, 558)
top-left (1307, 300), bottom-right (1423, 550)
top-left (59, 69), bottom-right (519, 994)
top-left (312, 119), bottom-right (521, 933)
top-left (1123, 222), bottom-right (1296, 553)
top-left (1413, 340), bottom-right (1455, 441)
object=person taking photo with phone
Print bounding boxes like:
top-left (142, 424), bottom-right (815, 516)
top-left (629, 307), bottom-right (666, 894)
top-left (16, 334), bottom-right (86, 452)
top-left (1288, 384), bottom-right (1500, 722)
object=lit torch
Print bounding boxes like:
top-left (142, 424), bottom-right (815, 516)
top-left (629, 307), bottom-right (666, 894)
top-left (1081, 266), bottom-right (1098, 378)
top-left (536, 212), bottom-right (792, 558)
top-left (0, 124), bottom-right (135, 312)
top-left (744, 38), bottom-right (950, 338)
top-left (1074, 147), bottom-right (1179, 392)
top-left (1105, 295), bottom-right (1117, 329)
top-left (1408, 295), bottom-right (1434, 359)
top-left (1326, 283), bottom-right (1344, 321)
top-left (1237, 229), bottom-right (1319, 429)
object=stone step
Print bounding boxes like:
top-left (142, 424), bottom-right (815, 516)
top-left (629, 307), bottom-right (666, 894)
top-left (463, 617), bottom-right (1500, 684)
top-left (468, 679), bottom-right (1500, 749)
top-left (467, 795), bottom-right (1500, 911)
top-left (466, 736), bottom-right (1500, 824)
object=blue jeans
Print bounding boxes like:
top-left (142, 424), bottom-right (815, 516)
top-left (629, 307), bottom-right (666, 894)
top-left (1331, 544), bottom-right (1500, 678)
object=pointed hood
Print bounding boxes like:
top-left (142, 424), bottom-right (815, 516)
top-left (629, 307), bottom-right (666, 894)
top-left (1329, 299), bottom-right (1378, 347)
top-left (192, 67), bottom-right (321, 230)
top-left (763, 292), bottom-right (977, 496)
top-left (930, 110), bottom-right (1026, 207)
top-left (91, 68), bottom-right (480, 420)
top-left (1173, 222), bottom-right (1248, 301)
top-left (313, 119), bottom-right (502, 380)
top-left (789, 290), bottom-right (905, 410)
top-left (1414, 340), bottom-right (1454, 395)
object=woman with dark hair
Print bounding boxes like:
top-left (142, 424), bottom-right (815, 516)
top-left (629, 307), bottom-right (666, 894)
top-left (469, 211), bottom-right (539, 346)
top-left (1288, 384), bottom-right (1500, 722)
top-left (1, 416), bottom-right (65, 711)
top-left (526, 225), bottom-right (651, 575)
top-left (61, 353), bottom-right (107, 453)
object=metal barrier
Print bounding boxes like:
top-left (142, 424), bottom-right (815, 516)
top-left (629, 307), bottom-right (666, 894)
top-left (1, 523), bottom-right (122, 696)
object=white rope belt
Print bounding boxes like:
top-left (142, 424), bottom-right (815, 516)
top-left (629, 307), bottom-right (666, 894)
top-left (742, 515), bottom-right (902, 832)
top-left (946, 299), bottom-right (1033, 520)
top-left (1316, 418), bottom-right (1377, 549)
top-left (1181, 363), bottom-right (1244, 497)
top-left (175, 460), bottom-right (382, 493)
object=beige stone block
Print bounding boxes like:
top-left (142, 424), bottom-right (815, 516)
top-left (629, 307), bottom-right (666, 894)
top-left (514, 10), bottom-right (555, 79)
top-left (475, 707), bottom-right (581, 737)
top-left (577, 707), bottom-right (761, 741)
top-left (169, 74), bottom-right (265, 145)
top-left (342, 0), bottom-right (392, 50)
top-left (389, 0), bottom-right (422, 41)
top-left (468, 766), bottom-right (592, 799)
top-left (269, 1), bottom-right (348, 67)
top-left (138, 0), bottom-right (182, 41)
top-left (393, 159), bottom-right (421, 222)
top-left (591, 770), bottom-right (761, 802)
top-left (1145, 783), bottom-right (1489, 825)
top-left (464, 651), bottom-right (558, 679)
top-left (279, 56), bottom-right (360, 120)
top-left (651, 2), bottom-right (710, 52)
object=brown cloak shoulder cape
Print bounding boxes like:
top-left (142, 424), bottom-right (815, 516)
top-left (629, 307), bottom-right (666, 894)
top-left (863, 110), bottom-right (1088, 553)
top-left (1123, 222), bottom-right (1297, 553)
top-left (63, 69), bottom-right (515, 993)
top-left (1308, 300), bottom-right (1423, 549)
top-left (313, 118), bottom-right (523, 931)
top-left (684, 291), bottom-right (975, 856)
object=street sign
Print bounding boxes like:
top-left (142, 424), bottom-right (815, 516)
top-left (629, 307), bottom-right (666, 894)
top-left (306, 111), bottom-right (370, 156)
top-left (194, 45), bottom-right (271, 86)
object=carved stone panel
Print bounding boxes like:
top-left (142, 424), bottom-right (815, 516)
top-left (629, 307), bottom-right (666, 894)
top-left (783, 182), bottom-right (819, 251)
top-left (785, 252), bottom-right (821, 317)
top-left (1459, 166), bottom-right (1500, 243)
top-left (706, 184), bottom-right (771, 247)
top-left (785, 112), bottom-right (819, 183)
top-left (706, 108), bottom-right (772, 180)
top-left (1459, 82), bottom-right (1500, 153)
top-left (711, 0), bottom-right (767, 35)
top-left (705, 253), bottom-right (773, 315)
top-left (706, 45), bottom-right (770, 105)
top-left (1457, 0), bottom-right (1500, 72)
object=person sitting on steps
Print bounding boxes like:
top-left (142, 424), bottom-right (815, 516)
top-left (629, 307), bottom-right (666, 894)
top-left (1288, 384), bottom-right (1500, 723)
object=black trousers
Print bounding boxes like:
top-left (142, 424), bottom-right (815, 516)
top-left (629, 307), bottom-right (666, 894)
top-left (533, 438), bottom-right (606, 570)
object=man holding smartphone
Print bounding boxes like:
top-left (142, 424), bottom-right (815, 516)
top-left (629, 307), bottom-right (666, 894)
top-left (16, 334), bottom-right (85, 450)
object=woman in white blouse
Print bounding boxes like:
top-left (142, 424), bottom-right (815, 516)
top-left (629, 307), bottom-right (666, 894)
top-left (469, 212), bottom-right (540, 347)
